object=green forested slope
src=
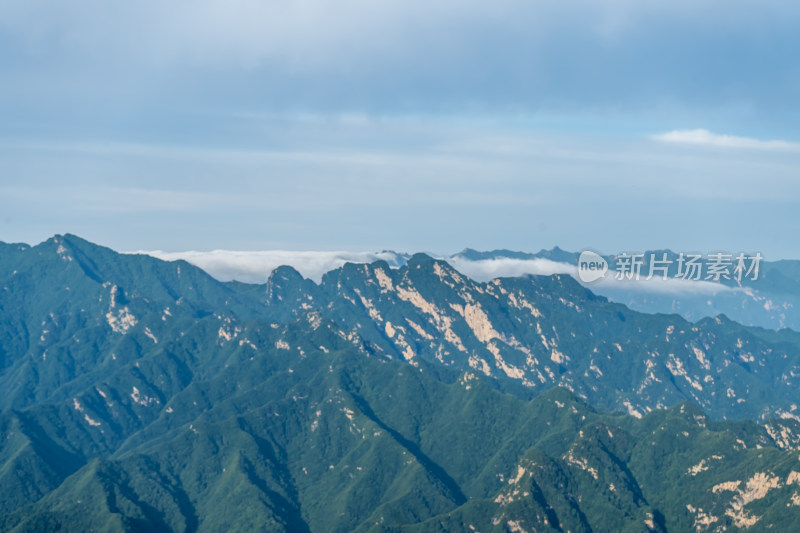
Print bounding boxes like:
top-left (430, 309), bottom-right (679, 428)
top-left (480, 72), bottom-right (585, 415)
top-left (1, 235), bottom-right (799, 532)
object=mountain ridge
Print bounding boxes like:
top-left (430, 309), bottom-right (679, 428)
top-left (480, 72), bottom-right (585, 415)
top-left (130, 241), bottom-right (800, 332)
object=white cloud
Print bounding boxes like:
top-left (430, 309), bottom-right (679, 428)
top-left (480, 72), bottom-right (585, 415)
top-left (652, 129), bottom-right (800, 151)
top-left (443, 257), bottom-right (733, 295)
top-left (133, 249), bottom-right (735, 298)
top-left (133, 250), bottom-right (407, 283)
top-left (443, 257), bottom-right (577, 281)
top-left (592, 274), bottom-right (734, 296)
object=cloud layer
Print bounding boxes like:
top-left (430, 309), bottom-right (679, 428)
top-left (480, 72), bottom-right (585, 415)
top-left (134, 249), bottom-right (735, 298)
top-left (3, 0), bottom-right (800, 117)
top-left (2, 1), bottom-right (800, 260)
top-left (444, 257), bottom-right (577, 281)
top-left (653, 129), bottom-right (800, 151)
top-left (137, 249), bottom-right (407, 283)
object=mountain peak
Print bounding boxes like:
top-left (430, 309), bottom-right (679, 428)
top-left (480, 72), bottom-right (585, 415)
top-left (265, 264), bottom-right (318, 310)
top-left (407, 252), bottom-right (436, 266)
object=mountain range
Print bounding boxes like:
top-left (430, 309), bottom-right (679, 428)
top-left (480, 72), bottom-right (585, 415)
top-left (141, 246), bottom-right (800, 333)
top-left (1, 234), bottom-right (799, 532)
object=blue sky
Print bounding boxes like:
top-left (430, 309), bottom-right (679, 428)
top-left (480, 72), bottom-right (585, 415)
top-left (1, 0), bottom-right (799, 258)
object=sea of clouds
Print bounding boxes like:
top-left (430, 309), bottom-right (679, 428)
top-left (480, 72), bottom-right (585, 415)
top-left (133, 249), bottom-right (732, 297)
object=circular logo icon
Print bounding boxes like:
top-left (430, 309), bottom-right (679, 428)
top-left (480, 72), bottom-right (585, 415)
top-left (577, 250), bottom-right (608, 283)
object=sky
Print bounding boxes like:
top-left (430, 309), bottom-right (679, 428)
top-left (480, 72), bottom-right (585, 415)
top-left (2, 0), bottom-right (800, 259)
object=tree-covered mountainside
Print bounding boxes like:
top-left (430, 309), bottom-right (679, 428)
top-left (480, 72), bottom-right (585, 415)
top-left (1, 235), bottom-right (799, 532)
top-left (265, 251), bottom-right (800, 422)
